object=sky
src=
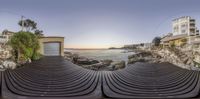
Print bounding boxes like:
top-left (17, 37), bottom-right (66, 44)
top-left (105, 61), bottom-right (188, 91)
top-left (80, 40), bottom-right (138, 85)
top-left (1, 0), bottom-right (200, 49)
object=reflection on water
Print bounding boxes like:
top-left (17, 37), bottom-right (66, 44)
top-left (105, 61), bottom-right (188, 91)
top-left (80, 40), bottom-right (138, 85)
top-left (64, 49), bottom-right (135, 62)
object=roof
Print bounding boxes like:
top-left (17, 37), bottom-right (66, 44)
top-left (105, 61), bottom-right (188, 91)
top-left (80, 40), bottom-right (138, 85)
top-left (161, 34), bottom-right (187, 42)
top-left (172, 16), bottom-right (191, 21)
top-left (2, 30), bottom-right (15, 35)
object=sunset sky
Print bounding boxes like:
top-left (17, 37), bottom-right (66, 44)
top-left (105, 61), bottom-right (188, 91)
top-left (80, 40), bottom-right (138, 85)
top-left (1, 0), bottom-right (200, 48)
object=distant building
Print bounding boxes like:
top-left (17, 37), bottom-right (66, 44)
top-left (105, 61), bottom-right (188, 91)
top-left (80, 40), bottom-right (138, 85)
top-left (161, 16), bottom-right (200, 46)
top-left (142, 43), bottom-right (153, 49)
top-left (0, 30), bottom-right (15, 44)
top-left (124, 44), bottom-right (140, 49)
top-left (124, 43), bottom-right (152, 49)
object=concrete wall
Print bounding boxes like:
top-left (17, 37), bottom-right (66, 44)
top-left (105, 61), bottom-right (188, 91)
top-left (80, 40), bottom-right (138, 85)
top-left (38, 37), bottom-right (64, 56)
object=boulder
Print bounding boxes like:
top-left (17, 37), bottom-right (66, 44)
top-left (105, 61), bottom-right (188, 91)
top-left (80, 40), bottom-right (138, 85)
top-left (3, 60), bottom-right (17, 69)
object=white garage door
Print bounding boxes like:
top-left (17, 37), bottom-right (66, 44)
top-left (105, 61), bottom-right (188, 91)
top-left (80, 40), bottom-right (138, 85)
top-left (44, 43), bottom-right (60, 56)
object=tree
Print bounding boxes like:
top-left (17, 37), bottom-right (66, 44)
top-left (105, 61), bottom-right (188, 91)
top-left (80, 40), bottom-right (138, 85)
top-left (34, 29), bottom-right (44, 37)
top-left (8, 31), bottom-right (41, 63)
top-left (152, 36), bottom-right (161, 46)
top-left (18, 19), bottom-right (37, 32)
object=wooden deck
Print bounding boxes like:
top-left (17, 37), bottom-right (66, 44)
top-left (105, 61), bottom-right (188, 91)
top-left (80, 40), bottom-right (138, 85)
top-left (1, 56), bottom-right (200, 99)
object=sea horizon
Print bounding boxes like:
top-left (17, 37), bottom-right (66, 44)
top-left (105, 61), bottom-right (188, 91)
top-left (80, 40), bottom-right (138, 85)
top-left (65, 48), bottom-right (134, 63)
top-left (64, 48), bottom-right (122, 50)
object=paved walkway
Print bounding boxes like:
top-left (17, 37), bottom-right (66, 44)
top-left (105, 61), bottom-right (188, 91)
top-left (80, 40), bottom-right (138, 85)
top-left (1, 56), bottom-right (200, 99)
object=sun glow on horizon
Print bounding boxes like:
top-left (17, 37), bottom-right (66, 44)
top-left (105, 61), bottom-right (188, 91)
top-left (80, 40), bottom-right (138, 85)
top-left (64, 44), bottom-right (123, 49)
top-left (65, 30), bottom-right (127, 49)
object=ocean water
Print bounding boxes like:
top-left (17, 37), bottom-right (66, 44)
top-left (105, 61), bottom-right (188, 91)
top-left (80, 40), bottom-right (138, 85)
top-left (64, 49), bottom-right (135, 63)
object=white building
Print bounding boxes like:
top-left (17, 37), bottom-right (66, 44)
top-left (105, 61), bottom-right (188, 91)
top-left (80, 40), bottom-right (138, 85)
top-left (172, 16), bottom-right (199, 36)
top-left (0, 30), bottom-right (15, 59)
top-left (162, 16), bottom-right (200, 46)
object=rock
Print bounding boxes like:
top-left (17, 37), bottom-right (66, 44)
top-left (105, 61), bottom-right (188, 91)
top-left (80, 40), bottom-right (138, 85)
top-left (101, 59), bottom-right (113, 66)
top-left (111, 61), bottom-right (126, 70)
top-left (128, 58), bottom-right (145, 64)
top-left (127, 52), bottom-right (157, 64)
top-left (3, 60), bottom-right (17, 69)
top-left (0, 65), bottom-right (4, 69)
top-left (76, 58), bottom-right (90, 65)
top-left (186, 59), bottom-right (194, 66)
top-left (194, 53), bottom-right (200, 63)
top-left (64, 52), bottom-right (79, 62)
top-left (76, 57), bottom-right (99, 65)
top-left (90, 59), bottom-right (99, 64)
top-left (64, 51), bottom-right (73, 55)
top-left (128, 54), bottom-right (137, 59)
top-left (82, 61), bottom-right (109, 71)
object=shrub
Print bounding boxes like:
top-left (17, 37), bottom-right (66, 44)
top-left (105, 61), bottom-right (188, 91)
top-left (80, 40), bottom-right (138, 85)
top-left (9, 31), bottom-right (41, 63)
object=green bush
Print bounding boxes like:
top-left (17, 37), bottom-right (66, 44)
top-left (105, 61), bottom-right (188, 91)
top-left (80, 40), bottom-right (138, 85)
top-left (32, 53), bottom-right (42, 60)
top-left (9, 31), bottom-right (41, 63)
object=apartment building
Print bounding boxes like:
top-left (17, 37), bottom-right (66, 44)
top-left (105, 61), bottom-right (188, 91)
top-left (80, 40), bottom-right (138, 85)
top-left (162, 16), bottom-right (200, 46)
top-left (172, 16), bottom-right (199, 36)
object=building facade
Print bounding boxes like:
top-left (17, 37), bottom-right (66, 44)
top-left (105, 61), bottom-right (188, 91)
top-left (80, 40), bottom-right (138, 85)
top-left (38, 37), bottom-right (64, 56)
top-left (172, 16), bottom-right (199, 36)
top-left (162, 16), bottom-right (200, 46)
top-left (0, 30), bottom-right (65, 58)
top-left (0, 30), bottom-right (15, 59)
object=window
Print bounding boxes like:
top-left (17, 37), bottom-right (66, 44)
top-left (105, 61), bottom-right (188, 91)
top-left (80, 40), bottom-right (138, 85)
top-left (181, 30), bottom-right (186, 33)
top-left (181, 24), bottom-right (186, 28)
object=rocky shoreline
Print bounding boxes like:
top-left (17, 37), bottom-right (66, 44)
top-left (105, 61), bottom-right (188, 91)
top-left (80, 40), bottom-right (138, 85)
top-left (64, 47), bottom-right (200, 71)
top-left (127, 47), bottom-right (200, 71)
top-left (64, 51), bottom-right (126, 71)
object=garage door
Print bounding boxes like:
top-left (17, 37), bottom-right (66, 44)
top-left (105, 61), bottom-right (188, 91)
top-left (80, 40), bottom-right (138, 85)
top-left (44, 43), bottom-right (60, 56)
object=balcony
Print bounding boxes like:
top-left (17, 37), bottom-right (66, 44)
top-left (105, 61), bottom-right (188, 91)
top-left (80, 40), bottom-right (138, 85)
top-left (190, 19), bottom-right (195, 22)
top-left (190, 25), bottom-right (195, 28)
